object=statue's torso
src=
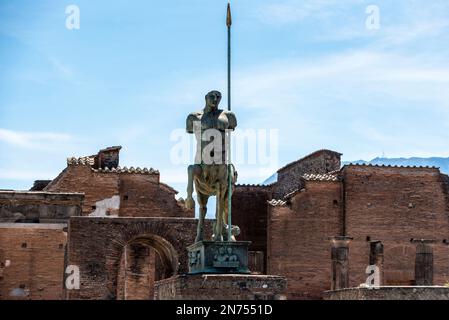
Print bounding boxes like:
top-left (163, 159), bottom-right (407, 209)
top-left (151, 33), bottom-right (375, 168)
top-left (186, 109), bottom-right (237, 165)
top-left (190, 109), bottom-right (234, 131)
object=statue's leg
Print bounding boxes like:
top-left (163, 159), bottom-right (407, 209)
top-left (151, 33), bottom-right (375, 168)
top-left (222, 183), bottom-right (232, 241)
top-left (223, 189), bottom-right (229, 239)
top-left (213, 183), bottom-right (226, 242)
top-left (186, 165), bottom-right (201, 210)
top-left (195, 192), bottom-right (208, 243)
top-left (223, 166), bottom-right (237, 241)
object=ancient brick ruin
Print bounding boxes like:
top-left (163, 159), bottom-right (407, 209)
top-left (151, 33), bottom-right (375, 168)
top-left (1, 147), bottom-right (449, 299)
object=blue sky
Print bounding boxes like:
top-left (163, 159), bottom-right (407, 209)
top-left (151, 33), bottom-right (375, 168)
top-left (1, 0), bottom-right (449, 196)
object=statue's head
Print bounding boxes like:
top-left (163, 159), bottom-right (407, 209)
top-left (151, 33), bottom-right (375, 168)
top-left (205, 90), bottom-right (222, 111)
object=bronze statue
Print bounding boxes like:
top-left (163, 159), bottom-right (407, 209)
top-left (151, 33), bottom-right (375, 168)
top-left (185, 90), bottom-right (238, 242)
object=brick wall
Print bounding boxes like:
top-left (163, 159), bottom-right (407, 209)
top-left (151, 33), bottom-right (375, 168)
top-left (267, 181), bottom-right (343, 299)
top-left (119, 175), bottom-right (192, 218)
top-left (45, 165), bottom-right (119, 215)
top-left (274, 150), bottom-right (341, 198)
top-left (343, 165), bottom-right (449, 287)
top-left (45, 165), bottom-right (192, 218)
top-left (0, 191), bottom-right (83, 223)
top-left (232, 185), bottom-right (272, 273)
top-left (0, 224), bottom-right (67, 300)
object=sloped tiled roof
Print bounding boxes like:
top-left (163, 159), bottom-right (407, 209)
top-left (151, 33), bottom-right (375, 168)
top-left (277, 149), bottom-right (342, 173)
top-left (159, 182), bottom-right (178, 194)
top-left (283, 188), bottom-right (305, 200)
top-left (67, 156), bottom-right (158, 175)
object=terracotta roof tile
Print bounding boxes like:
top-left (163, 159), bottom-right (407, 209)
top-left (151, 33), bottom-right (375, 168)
top-left (302, 173), bottom-right (340, 182)
top-left (91, 166), bottom-right (159, 175)
top-left (267, 199), bottom-right (287, 207)
top-left (66, 156), bottom-right (95, 166)
top-left (345, 163), bottom-right (439, 169)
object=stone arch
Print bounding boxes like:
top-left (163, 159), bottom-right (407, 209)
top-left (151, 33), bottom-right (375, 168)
top-left (104, 222), bottom-right (181, 300)
top-left (128, 235), bottom-right (179, 276)
top-left (65, 217), bottom-right (200, 300)
top-left (116, 234), bottom-right (178, 300)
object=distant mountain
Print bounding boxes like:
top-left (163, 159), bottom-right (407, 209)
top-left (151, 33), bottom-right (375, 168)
top-left (262, 172), bottom-right (278, 185)
top-left (262, 156), bottom-right (449, 184)
top-left (343, 157), bottom-right (449, 174)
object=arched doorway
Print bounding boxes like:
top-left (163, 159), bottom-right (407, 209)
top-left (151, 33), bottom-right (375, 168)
top-left (116, 234), bottom-right (178, 300)
top-left (66, 217), bottom-right (199, 300)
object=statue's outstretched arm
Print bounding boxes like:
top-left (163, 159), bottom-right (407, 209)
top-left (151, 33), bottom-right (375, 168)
top-left (225, 111), bottom-right (237, 130)
top-left (186, 113), bottom-right (201, 134)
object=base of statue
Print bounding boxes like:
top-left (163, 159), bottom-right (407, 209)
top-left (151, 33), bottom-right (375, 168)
top-left (187, 241), bottom-right (251, 274)
top-left (154, 274), bottom-right (287, 300)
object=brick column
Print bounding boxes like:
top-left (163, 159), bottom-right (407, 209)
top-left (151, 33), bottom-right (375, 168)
top-left (369, 240), bottom-right (384, 285)
top-left (411, 239), bottom-right (436, 286)
top-left (329, 236), bottom-right (353, 290)
top-left (117, 243), bottom-right (155, 300)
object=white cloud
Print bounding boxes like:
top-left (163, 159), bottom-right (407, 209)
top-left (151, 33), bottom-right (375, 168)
top-left (231, 50), bottom-right (449, 112)
top-left (255, 0), bottom-right (362, 25)
top-left (0, 128), bottom-right (72, 150)
top-left (255, 0), bottom-right (449, 48)
top-left (0, 168), bottom-right (58, 181)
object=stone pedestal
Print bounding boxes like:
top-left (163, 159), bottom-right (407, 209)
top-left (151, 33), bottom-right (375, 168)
top-left (411, 239), bottom-right (436, 286)
top-left (329, 236), bottom-right (353, 291)
top-left (154, 274), bottom-right (287, 300)
top-left (187, 241), bottom-right (251, 274)
top-left (323, 286), bottom-right (449, 300)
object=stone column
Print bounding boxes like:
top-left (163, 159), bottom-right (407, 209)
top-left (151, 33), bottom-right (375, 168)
top-left (369, 240), bottom-right (384, 285)
top-left (411, 239), bottom-right (436, 286)
top-left (0, 249), bottom-right (5, 280)
top-left (329, 236), bottom-right (353, 290)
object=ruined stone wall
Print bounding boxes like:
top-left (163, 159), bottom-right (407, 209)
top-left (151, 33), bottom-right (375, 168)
top-left (0, 224), bottom-right (67, 300)
top-left (119, 174), bottom-right (192, 218)
top-left (97, 146), bottom-right (121, 169)
top-left (274, 150), bottom-right (341, 198)
top-left (0, 191), bottom-right (83, 223)
top-left (232, 185), bottom-right (272, 273)
top-left (343, 165), bottom-right (449, 287)
top-left (154, 274), bottom-right (287, 300)
top-left (267, 181), bottom-right (343, 299)
top-left (323, 286), bottom-right (449, 300)
top-left (45, 165), bottom-right (119, 215)
top-left (45, 165), bottom-right (192, 218)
